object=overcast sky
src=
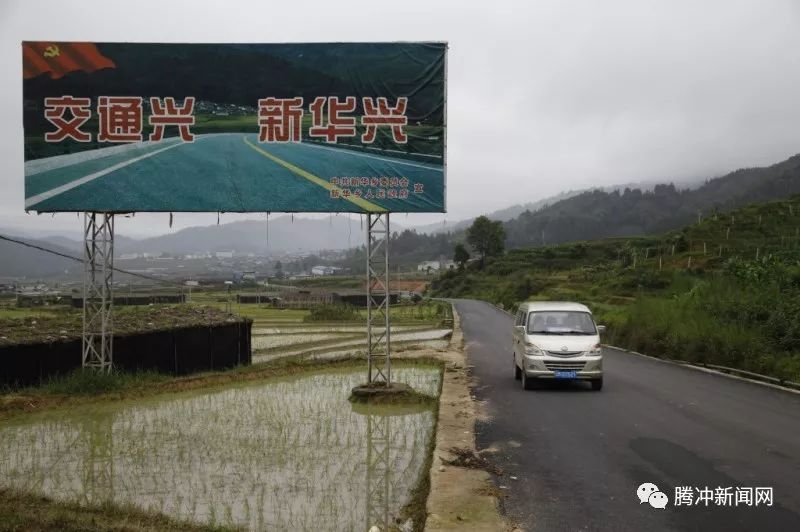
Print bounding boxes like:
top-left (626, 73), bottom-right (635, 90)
top-left (1, 0), bottom-right (799, 238)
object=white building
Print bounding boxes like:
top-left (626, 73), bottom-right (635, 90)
top-left (215, 251), bottom-right (234, 259)
top-left (417, 260), bottom-right (457, 273)
top-left (311, 265), bottom-right (339, 276)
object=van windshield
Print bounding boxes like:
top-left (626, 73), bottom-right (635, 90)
top-left (527, 311), bottom-right (597, 335)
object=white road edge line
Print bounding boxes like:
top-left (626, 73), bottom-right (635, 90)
top-left (606, 345), bottom-right (800, 396)
top-left (299, 138), bottom-right (444, 171)
top-left (25, 141), bottom-right (185, 209)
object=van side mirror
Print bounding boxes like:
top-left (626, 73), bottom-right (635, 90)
top-left (596, 325), bottom-right (607, 334)
top-left (515, 325), bottom-right (526, 332)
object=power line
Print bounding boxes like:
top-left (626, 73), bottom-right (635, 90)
top-left (0, 233), bottom-right (184, 287)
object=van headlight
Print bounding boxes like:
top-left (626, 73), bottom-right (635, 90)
top-left (588, 343), bottom-right (602, 356)
top-left (524, 343), bottom-right (544, 356)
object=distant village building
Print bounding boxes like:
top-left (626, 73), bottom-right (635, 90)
top-left (417, 260), bottom-right (455, 273)
top-left (185, 280), bottom-right (200, 287)
top-left (311, 265), bottom-right (340, 276)
top-left (242, 271), bottom-right (257, 281)
top-left (215, 251), bottom-right (234, 259)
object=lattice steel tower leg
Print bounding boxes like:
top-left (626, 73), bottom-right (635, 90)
top-left (82, 212), bottom-right (114, 372)
top-left (366, 213), bottom-right (391, 385)
top-left (365, 410), bottom-right (391, 531)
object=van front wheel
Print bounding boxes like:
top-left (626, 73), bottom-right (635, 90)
top-left (591, 378), bottom-right (603, 391)
top-left (522, 371), bottom-right (536, 390)
top-left (514, 356), bottom-right (522, 380)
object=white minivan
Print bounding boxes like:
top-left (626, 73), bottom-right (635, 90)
top-left (512, 301), bottom-right (605, 391)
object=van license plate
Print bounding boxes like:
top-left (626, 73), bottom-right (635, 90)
top-left (554, 371), bottom-right (577, 379)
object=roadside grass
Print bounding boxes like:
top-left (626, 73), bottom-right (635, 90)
top-left (2, 368), bottom-right (171, 397)
top-left (0, 487), bottom-right (238, 532)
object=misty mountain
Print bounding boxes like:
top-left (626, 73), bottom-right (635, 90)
top-left (412, 176), bottom-right (706, 235)
top-left (504, 154), bottom-right (800, 247)
top-left (0, 235), bottom-right (79, 279)
top-left (412, 190), bottom-right (583, 235)
top-left (117, 215), bottom-right (375, 256)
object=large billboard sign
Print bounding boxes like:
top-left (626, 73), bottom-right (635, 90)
top-left (22, 42), bottom-right (447, 213)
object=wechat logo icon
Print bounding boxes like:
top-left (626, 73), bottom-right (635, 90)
top-left (638, 482), bottom-right (669, 509)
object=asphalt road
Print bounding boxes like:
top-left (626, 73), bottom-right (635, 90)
top-left (25, 133), bottom-right (444, 212)
top-left (452, 299), bottom-right (800, 532)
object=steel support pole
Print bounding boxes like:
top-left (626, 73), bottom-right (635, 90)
top-left (365, 410), bottom-right (391, 530)
top-left (366, 213), bottom-right (391, 385)
top-left (82, 212), bottom-right (114, 372)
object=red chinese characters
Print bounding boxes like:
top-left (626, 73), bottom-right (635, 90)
top-left (44, 96), bottom-right (92, 142)
top-left (43, 95), bottom-right (196, 144)
top-left (148, 97), bottom-right (195, 142)
top-left (98, 96), bottom-right (143, 142)
top-left (258, 97), bottom-right (304, 142)
top-left (361, 97), bottom-right (408, 143)
top-left (309, 96), bottom-right (357, 143)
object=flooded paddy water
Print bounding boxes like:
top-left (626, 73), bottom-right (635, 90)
top-left (0, 365), bottom-right (442, 531)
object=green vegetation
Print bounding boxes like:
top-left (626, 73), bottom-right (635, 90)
top-left (453, 243), bottom-right (470, 268)
top-left (0, 487), bottom-right (237, 532)
top-left (5, 368), bottom-right (170, 397)
top-left (467, 215), bottom-right (506, 266)
top-left (0, 305), bottom-right (240, 345)
top-left (332, 153), bottom-right (800, 273)
top-left (305, 303), bottom-right (361, 322)
top-left (0, 359), bottom-right (443, 531)
top-left (432, 196), bottom-right (800, 382)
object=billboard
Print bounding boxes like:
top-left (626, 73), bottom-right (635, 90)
top-left (22, 42), bottom-right (446, 213)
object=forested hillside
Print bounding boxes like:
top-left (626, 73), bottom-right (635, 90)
top-left (431, 196), bottom-right (800, 382)
top-left (343, 151), bottom-right (800, 270)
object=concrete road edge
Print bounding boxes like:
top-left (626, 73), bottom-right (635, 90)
top-left (401, 304), bottom-right (510, 531)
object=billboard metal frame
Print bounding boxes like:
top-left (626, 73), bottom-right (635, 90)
top-left (79, 210), bottom-right (400, 381)
top-left (366, 213), bottom-right (392, 385)
top-left (82, 212), bottom-right (114, 372)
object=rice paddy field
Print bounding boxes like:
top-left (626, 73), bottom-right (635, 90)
top-left (185, 294), bottom-right (454, 364)
top-left (0, 364), bottom-right (442, 531)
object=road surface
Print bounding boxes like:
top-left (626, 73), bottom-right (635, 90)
top-left (452, 299), bottom-right (800, 532)
top-left (25, 133), bottom-right (444, 212)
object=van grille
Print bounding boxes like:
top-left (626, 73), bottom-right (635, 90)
top-left (546, 350), bottom-right (583, 357)
top-left (544, 361), bottom-right (586, 372)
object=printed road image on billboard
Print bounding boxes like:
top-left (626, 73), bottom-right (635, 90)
top-left (22, 42), bottom-right (446, 213)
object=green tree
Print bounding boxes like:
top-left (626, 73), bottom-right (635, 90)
top-left (467, 216), bottom-right (506, 267)
top-left (453, 243), bottom-right (470, 268)
top-left (274, 260), bottom-right (283, 279)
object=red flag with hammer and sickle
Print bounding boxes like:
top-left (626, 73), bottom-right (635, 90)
top-left (22, 42), bottom-right (115, 80)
